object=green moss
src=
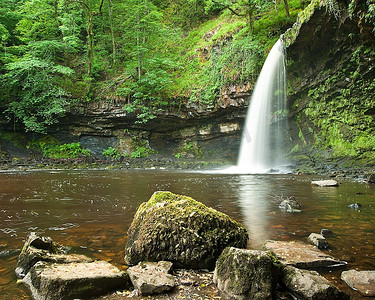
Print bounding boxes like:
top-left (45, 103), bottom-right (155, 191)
top-left (215, 247), bottom-right (278, 298)
top-left (125, 191), bottom-right (248, 269)
top-left (0, 132), bottom-right (27, 148)
top-left (174, 141), bottom-right (203, 159)
top-left (129, 137), bottom-right (155, 159)
top-left (282, 0), bottom-right (327, 48)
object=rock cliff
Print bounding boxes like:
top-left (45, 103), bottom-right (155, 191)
top-left (49, 85), bottom-right (251, 161)
top-left (283, 0), bottom-right (375, 172)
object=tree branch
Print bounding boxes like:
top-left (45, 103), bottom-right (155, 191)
top-left (211, 0), bottom-right (246, 17)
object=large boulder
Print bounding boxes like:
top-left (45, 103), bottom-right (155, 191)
top-left (124, 191), bottom-right (248, 270)
top-left (263, 240), bottom-right (345, 268)
top-left (127, 261), bottom-right (177, 295)
top-left (15, 232), bottom-right (92, 278)
top-left (341, 270), bottom-right (375, 296)
top-left (281, 265), bottom-right (349, 299)
top-left (213, 247), bottom-right (279, 300)
top-left (23, 260), bottom-right (129, 300)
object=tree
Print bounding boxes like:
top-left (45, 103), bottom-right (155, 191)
top-left (1, 0), bottom-right (75, 132)
top-left (63, 0), bottom-right (105, 78)
top-left (2, 51), bottom-right (74, 133)
top-left (202, 0), bottom-right (290, 32)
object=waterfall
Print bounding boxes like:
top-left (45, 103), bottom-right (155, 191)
top-left (236, 39), bottom-right (288, 173)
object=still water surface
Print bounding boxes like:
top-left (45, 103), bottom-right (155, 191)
top-left (0, 169), bottom-right (374, 298)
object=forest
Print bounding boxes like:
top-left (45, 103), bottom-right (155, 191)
top-left (0, 0), bottom-right (374, 170)
top-left (0, 0), bottom-right (305, 133)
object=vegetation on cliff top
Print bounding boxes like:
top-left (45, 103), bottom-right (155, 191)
top-left (1, 0), bottom-right (374, 169)
top-left (0, 0), bottom-right (305, 132)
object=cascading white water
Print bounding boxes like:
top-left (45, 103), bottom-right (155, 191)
top-left (236, 39), bottom-right (288, 173)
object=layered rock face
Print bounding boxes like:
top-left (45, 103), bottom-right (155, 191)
top-left (283, 0), bottom-right (375, 170)
top-left (49, 90), bottom-right (249, 161)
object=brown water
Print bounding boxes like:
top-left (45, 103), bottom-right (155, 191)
top-left (0, 169), bottom-right (374, 299)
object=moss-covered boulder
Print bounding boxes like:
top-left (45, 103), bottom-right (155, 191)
top-left (124, 191), bottom-right (248, 270)
top-left (213, 247), bottom-right (279, 300)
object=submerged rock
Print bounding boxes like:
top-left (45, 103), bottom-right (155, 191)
top-left (341, 270), bottom-right (375, 296)
top-left (263, 240), bottom-right (345, 268)
top-left (124, 191), bottom-right (248, 270)
top-left (127, 261), bottom-right (177, 295)
top-left (367, 174), bottom-right (375, 184)
top-left (311, 180), bottom-right (339, 187)
top-left (23, 260), bottom-right (129, 300)
top-left (307, 233), bottom-right (329, 249)
top-left (281, 265), bottom-right (349, 299)
top-left (320, 228), bottom-right (334, 238)
top-left (213, 247), bottom-right (279, 300)
top-left (348, 202), bottom-right (362, 210)
top-left (279, 197), bottom-right (302, 213)
top-left (15, 232), bottom-right (92, 278)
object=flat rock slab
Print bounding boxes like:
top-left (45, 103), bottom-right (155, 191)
top-left (341, 270), bottom-right (375, 296)
top-left (127, 261), bottom-right (177, 295)
top-left (263, 240), bottom-right (345, 268)
top-left (16, 246), bottom-right (92, 278)
top-left (281, 265), bottom-right (348, 299)
top-left (23, 260), bottom-right (129, 300)
top-left (15, 232), bottom-right (92, 278)
top-left (311, 180), bottom-right (339, 187)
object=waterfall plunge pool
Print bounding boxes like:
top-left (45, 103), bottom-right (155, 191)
top-left (0, 169), bottom-right (374, 298)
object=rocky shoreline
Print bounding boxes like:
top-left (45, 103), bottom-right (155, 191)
top-left (1, 154), bottom-right (375, 181)
top-left (14, 191), bottom-right (375, 299)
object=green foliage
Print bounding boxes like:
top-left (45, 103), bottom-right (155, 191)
top-left (121, 57), bottom-right (178, 123)
top-left (175, 141), bottom-right (203, 158)
top-left (2, 55), bottom-right (74, 133)
top-left (130, 137), bottom-right (155, 158)
top-left (302, 45), bottom-right (375, 159)
top-left (102, 147), bottom-right (120, 159)
top-left (349, 0), bottom-right (375, 34)
top-left (178, 0), bottom-right (304, 106)
top-left (0, 0), bottom-right (306, 131)
top-left (28, 137), bottom-right (91, 158)
top-left (195, 36), bottom-right (264, 105)
top-left (131, 146), bottom-right (154, 158)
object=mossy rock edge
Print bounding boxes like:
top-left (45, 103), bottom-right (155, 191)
top-left (124, 191), bottom-right (248, 270)
top-left (213, 247), bottom-right (279, 300)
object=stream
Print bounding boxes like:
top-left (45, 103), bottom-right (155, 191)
top-left (0, 169), bottom-right (374, 299)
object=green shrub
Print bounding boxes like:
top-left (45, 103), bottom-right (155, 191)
top-left (28, 137), bottom-right (91, 158)
top-left (102, 147), bottom-right (120, 159)
top-left (175, 141), bottom-right (203, 158)
top-left (131, 146), bottom-right (154, 158)
top-left (130, 137), bottom-right (155, 158)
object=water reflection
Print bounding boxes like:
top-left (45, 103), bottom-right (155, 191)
top-left (0, 170), bottom-right (374, 299)
top-left (236, 175), bottom-right (271, 249)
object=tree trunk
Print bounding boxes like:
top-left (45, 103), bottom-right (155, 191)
top-left (283, 0), bottom-right (290, 18)
top-left (87, 12), bottom-right (93, 78)
top-left (108, 0), bottom-right (116, 65)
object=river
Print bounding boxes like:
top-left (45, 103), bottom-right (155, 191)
top-left (0, 169), bottom-right (374, 298)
